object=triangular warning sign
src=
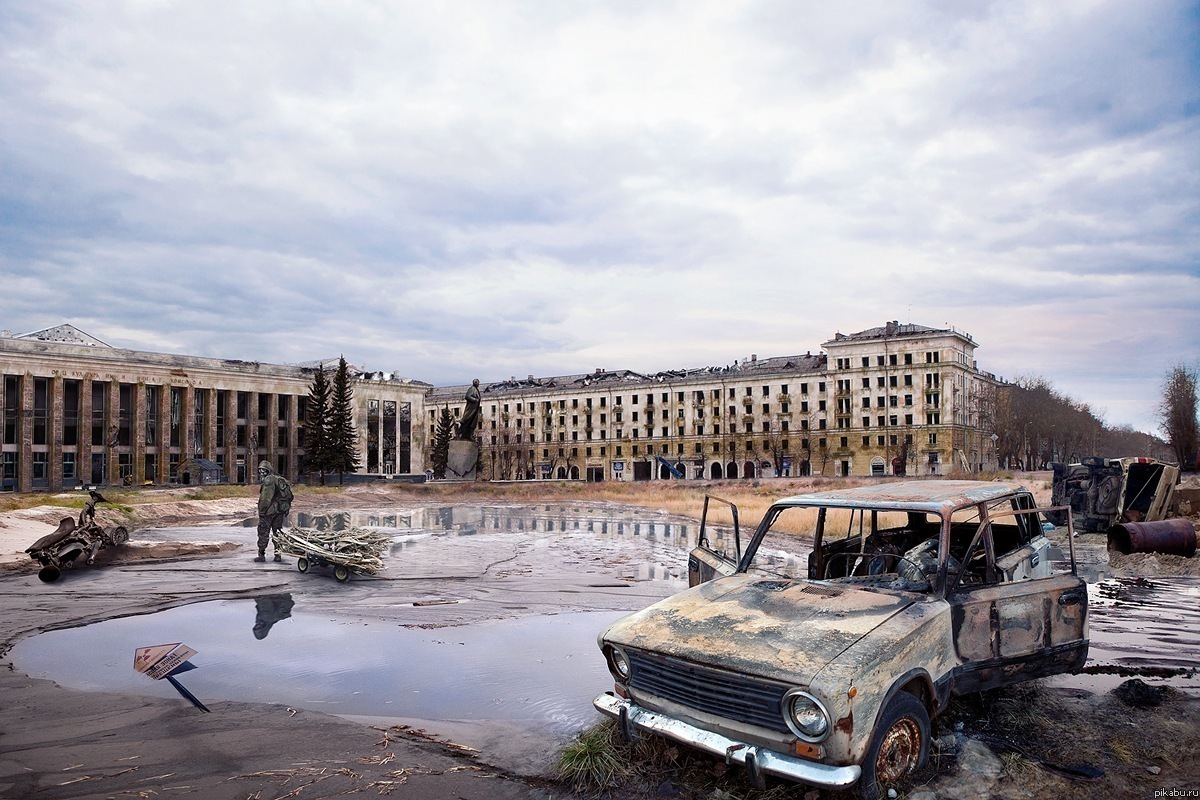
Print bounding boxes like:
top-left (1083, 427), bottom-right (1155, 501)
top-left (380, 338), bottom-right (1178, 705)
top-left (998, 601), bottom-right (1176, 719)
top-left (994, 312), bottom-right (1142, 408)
top-left (134, 643), bottom-right (181, 673)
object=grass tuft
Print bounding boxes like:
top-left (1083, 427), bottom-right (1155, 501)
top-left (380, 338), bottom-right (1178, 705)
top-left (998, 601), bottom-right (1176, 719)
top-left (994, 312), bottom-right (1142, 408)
top-left (555, 720), bottom-right (632, 791)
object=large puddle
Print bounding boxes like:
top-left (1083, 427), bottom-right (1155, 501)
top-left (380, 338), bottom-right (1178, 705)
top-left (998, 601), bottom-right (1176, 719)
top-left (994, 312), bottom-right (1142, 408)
top-left (10, 599), bottom-right (625, 734)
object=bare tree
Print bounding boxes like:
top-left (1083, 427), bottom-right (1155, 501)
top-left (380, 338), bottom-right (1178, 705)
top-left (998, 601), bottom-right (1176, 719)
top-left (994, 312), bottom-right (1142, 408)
top-left (1158, 364), bottom-right (1199, 470)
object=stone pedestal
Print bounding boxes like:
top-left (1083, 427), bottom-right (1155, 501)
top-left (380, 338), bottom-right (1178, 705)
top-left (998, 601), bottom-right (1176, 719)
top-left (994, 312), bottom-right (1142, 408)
top-left (447, 440), bottom-right (479, 481)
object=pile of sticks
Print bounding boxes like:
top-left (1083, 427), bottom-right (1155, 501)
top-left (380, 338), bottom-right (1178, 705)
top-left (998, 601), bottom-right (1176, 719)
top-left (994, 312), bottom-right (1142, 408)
top-left (273, 527), bottom-right (390, 574)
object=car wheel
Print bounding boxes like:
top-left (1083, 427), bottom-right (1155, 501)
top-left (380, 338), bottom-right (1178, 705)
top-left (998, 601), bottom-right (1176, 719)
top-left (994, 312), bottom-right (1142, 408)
top-left (858, 692), bottom-right (930, 800)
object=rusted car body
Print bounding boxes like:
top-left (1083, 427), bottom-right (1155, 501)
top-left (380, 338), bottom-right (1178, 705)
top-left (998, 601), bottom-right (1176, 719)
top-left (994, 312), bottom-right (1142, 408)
top-left (1049, 456), bottom-right (1179, 533)
top-left (594, 481), bottom-right (1088, 799)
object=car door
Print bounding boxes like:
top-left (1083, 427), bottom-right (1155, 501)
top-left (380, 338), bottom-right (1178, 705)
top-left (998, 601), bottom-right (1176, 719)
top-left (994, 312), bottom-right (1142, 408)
top-left (687, 496), bottom-right (742, 587)
top-left (947, 519), bottom-right (1088, 694)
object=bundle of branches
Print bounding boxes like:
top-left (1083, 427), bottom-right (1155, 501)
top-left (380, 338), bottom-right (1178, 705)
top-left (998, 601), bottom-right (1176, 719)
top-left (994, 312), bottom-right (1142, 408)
top-left (273, 527), bottom-right (390, 574)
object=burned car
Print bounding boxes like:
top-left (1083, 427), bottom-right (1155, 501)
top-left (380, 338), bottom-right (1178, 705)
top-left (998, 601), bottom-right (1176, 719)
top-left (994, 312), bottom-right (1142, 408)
top-left (594, 482), bottom-right (1088, 799)
top-left (1048, 456), bottom-right (1179, 533)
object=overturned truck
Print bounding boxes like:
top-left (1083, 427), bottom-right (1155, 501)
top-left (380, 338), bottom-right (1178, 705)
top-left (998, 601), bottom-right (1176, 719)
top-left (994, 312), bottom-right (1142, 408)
top-left (1047, 456), bottom-right (1179, 534)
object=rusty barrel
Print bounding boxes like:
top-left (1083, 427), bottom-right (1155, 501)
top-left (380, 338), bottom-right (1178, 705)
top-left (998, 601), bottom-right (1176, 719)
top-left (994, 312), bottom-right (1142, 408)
top-left (1108, 519), bottom-right (1197, 557)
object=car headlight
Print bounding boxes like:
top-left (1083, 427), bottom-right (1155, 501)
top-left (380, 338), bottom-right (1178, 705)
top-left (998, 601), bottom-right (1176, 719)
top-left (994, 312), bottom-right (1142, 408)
top-left (606, 646), bottom-right (631, 683)
top-left (783, 690), bottom-right (830, 742)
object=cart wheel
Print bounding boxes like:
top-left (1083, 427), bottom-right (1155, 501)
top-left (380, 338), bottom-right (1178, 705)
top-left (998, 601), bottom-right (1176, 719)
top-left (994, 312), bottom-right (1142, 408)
top-left (38, 565), bottom-right (61, 583)
top-left (297, 557), bottom-right (309, 574)
top-left (334, 565), bottom-right (350, 583)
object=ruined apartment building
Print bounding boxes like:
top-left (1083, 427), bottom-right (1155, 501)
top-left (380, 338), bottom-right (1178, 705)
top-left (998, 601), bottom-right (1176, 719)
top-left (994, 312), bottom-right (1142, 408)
top-left (0, 325), bottom-right (427, 492)
top-left (427, 321), bottom-right (1001, 481)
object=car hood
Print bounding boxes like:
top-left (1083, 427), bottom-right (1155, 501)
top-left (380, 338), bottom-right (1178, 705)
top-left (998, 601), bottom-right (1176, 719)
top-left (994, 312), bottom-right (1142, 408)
top-left (601, 574), bottom-right (916, 686)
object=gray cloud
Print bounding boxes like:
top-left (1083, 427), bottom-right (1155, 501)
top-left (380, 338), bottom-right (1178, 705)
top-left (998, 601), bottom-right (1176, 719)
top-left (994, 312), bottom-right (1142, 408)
top-left (1, 0), bottom-right (1196, 433)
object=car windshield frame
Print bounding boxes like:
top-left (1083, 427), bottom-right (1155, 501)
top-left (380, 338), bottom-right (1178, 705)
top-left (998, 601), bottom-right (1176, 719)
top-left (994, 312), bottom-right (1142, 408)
top-left (736, 482), bottom-right (1077, 597)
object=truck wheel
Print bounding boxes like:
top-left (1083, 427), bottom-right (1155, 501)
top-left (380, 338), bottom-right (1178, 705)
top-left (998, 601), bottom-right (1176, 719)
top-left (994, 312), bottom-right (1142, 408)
top-left (297, 557), bottom-right (309, 574)
top-left (334, 565), bottom-right (350, 583)
top-left (858, 692), bottom-right (929, 800)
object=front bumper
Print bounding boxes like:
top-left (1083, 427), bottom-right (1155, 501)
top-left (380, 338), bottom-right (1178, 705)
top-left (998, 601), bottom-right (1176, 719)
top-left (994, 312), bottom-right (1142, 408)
top-left (593, 692), bottom-right (861, 790)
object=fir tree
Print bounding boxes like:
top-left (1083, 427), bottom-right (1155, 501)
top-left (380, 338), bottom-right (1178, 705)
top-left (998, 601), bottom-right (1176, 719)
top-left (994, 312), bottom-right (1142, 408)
top-left (431, 406), bottom-right (454, 479)
top-left (329, 356), bottom-right (360, 483)
top-left (305, 364), bottom-right (333, 486)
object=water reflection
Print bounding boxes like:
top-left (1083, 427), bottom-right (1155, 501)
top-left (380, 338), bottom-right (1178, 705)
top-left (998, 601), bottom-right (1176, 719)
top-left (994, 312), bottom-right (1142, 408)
top-left (253, 594), bottom-right (294, 640)
top-left (292, 504), bottom-right (742, 582)
top-left (10, 600), bottom-right (625, 734)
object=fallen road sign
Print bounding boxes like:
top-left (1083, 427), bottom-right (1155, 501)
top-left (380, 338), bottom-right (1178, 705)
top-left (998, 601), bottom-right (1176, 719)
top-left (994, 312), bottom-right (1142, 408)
top-left (146, 645), bottom-right (197, 680)
top-left (133, 643), bottom-right (181, 673)
top-left (134, 642), bottom-right (209, 712)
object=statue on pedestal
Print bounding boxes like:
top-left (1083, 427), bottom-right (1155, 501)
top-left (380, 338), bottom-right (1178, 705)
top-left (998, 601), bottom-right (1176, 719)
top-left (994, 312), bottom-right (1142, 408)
top-left (456, 378), bottom-right (481, 440)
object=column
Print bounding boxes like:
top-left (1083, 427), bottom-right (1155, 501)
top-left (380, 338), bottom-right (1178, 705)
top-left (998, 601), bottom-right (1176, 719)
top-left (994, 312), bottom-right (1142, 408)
top-left (50, 375), bottom-right (64, 491)
top-left (19, 373), bottom-right (32, 493)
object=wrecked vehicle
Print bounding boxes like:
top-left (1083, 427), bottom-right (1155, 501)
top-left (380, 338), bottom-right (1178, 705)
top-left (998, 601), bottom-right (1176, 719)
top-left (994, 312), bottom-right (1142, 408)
top-left (1048, 456), bottom-right (1179, 533)
top-left (25, 490), bottom-right (129, 582)
top-left (594, 482), bottom-right (1088, 799)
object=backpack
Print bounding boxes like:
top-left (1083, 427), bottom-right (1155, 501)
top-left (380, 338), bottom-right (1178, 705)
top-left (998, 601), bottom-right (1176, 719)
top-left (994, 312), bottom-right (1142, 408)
top-left (275, 478), bottom-right (294, 513)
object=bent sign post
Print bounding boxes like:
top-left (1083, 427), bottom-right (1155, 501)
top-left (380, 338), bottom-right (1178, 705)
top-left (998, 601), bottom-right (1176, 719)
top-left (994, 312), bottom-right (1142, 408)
top-left (134, 642), bottom-right (209, 712)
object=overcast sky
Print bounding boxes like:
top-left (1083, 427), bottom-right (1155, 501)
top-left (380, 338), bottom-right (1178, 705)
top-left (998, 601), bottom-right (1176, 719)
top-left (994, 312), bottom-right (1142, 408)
top-left (2, 1), bottom-right (1197, 435)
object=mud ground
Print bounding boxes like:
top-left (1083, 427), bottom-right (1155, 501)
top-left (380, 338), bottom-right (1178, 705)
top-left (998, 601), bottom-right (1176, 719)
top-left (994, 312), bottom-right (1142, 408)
top-left (1, 478), bottom-right (1198, 800)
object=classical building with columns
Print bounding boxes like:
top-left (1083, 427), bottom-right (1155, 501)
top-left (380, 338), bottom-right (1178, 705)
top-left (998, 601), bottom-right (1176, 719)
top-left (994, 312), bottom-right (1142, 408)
top-left (0, 325), bottom-right (427, 492)
top-left (427, 321), bottom-right (1001, 482)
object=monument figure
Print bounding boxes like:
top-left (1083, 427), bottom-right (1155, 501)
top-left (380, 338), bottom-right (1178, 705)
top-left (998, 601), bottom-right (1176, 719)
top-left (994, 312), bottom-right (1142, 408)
top-left (456, 378), bottom-right (482, 440)
top-left (447, 379), bottom-right (482, 480)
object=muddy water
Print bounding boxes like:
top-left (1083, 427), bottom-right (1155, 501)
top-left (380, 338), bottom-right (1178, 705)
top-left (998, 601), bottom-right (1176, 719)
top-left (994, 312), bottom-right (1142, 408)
top-left (9, 600), bottom-right (626, 733)
top-left (11, 502), bottom-right (723, 770)
top-left (1048, 541), bottom-right (1200, 696)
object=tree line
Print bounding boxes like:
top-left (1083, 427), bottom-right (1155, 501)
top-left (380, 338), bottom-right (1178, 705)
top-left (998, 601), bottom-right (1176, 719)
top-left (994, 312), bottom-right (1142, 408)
top-left (992, 366), bottom-right (1198, 471)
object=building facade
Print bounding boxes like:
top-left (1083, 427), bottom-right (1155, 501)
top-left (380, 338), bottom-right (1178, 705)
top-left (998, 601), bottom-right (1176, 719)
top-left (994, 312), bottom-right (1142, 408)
top-left (1, 320), bottom-right (999, 492)
top-left (0, 325), bottom-right (427, 492)
top-left (427, 322), bottom-right (1001, 481)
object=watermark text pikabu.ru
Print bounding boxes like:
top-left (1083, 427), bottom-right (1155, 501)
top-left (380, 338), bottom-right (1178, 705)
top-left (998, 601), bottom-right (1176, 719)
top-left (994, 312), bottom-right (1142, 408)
top-left (1155, 790), bottom-right (1200, 797)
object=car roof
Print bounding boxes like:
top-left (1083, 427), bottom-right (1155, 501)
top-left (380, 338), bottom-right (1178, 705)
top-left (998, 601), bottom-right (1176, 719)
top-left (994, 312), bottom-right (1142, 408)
top-left (770, 480), bottom-right (1028, 517)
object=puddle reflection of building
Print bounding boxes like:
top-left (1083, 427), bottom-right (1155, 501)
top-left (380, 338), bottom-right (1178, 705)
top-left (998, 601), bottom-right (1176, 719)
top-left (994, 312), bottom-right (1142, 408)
top-left (252, 594), bottom-right (294, 640)
top-left (294, 511), bottom-right (414, 530)
top-left (300, 504), bottom-right (741, 572)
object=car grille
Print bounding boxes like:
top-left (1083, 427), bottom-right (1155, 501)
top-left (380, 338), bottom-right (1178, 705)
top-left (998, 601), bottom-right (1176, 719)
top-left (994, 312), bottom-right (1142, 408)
top-left (627, 648), bottom-right (790, 733)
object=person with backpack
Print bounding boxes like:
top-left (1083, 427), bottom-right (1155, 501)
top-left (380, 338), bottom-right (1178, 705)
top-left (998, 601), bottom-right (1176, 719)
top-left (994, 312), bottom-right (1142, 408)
top-left (255, 460), bottom-right (292, 563)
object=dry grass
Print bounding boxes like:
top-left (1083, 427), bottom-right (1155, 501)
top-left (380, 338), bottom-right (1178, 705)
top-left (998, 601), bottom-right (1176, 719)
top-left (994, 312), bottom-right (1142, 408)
top-left (0, 481), bottom-right (343, 514)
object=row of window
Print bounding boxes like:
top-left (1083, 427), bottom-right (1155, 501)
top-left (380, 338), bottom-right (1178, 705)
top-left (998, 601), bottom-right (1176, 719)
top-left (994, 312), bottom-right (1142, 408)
top-left (832, 351), bottom-right (943, 370)
top-left (1, 376), bottom-right (310, 453)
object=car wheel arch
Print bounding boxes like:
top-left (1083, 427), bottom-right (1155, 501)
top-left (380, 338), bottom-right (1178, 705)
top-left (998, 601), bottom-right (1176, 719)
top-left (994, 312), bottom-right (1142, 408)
top-left (846, 669), bottom-right (936, 765)
top-left (875, 670), bottom-right (938, 726)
